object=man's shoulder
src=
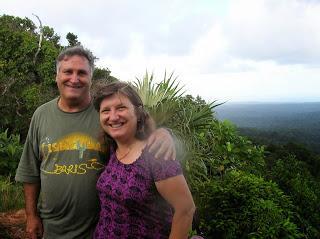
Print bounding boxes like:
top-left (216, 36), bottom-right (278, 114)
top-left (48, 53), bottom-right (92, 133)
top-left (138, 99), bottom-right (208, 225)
top-left (34, 98), bottom-right (58, 115)
top-left (31, 98), bottom-right (58, 122)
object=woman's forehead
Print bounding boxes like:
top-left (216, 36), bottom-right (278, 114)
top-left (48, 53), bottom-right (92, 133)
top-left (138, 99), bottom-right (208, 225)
top-left (101, 92), bottom-right (132, 106)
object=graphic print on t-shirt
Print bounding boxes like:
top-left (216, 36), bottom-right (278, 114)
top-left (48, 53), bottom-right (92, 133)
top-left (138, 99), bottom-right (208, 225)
top-left (40, 133), bottom-right (105, 175)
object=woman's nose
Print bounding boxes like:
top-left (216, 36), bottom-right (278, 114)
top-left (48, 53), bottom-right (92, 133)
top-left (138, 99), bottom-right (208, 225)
top-left (108, 110), bottom-right (119, 121)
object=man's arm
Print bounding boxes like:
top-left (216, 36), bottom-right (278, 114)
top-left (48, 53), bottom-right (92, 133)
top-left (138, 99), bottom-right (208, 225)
top-left (156, 175), bottom-right (195, 239)
top-left (147, 128), bottom-right (176, 160)
top-left (24, 183), bottom-right (43, 239)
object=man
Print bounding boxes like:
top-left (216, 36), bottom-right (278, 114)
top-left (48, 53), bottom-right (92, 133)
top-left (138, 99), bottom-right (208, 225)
top-left (15, 46), bottom-right (176, 239)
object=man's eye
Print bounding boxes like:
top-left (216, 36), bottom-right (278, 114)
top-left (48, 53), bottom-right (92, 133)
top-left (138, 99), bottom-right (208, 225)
top-left (78, 71), bottom-right (88, 76)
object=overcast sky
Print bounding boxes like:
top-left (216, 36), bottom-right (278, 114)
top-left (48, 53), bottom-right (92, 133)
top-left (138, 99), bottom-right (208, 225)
top-left (2, 0), bottom-right (320, 103)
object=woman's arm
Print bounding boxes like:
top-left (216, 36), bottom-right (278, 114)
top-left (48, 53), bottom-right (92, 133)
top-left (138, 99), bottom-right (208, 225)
top-left (156, 175), bottom-right (195, 239)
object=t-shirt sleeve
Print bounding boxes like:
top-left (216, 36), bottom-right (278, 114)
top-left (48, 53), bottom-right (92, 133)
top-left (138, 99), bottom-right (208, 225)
top-left (15, 112), bottom-right (41, 183)
top-left (145, 151), bottom-right (183, 182)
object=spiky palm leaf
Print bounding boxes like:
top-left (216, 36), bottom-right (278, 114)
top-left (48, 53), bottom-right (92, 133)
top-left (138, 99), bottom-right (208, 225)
top-left (134, 71), bottom-right (223, 187)
top-left (134, 71), bottom-right (184, 126)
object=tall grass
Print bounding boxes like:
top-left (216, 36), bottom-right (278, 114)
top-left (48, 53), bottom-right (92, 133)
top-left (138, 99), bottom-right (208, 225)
top-left (0, 176), bottom-right (24, 212)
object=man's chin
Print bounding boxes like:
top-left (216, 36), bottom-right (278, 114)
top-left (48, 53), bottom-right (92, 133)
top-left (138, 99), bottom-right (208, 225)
top-left (62, 94), bottom-right (89, 105)
top-left (64, 92), bottom-right (87, 100)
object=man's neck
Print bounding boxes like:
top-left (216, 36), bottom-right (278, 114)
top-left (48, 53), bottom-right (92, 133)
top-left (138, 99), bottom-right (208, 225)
top-left (57, 96), bottom-right (92, 113)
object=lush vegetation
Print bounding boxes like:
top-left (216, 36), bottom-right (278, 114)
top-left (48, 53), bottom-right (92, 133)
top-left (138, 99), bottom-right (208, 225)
top-left (216, 102), bottom-right (320, 153)
top-left (0, 14), bottom-right (114, 139)
top-left (0, 129), bottom-right (24, 212)
top-left (1, 14), bottom-right (319, 238)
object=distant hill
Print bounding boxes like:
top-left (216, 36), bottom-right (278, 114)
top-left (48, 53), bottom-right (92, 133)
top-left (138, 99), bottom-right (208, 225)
top-left (215, 102), bottom-right (320, 153)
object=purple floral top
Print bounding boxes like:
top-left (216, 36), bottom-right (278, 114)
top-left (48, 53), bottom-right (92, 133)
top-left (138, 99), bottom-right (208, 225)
top-left (93, 148), bottom-right (182, 239)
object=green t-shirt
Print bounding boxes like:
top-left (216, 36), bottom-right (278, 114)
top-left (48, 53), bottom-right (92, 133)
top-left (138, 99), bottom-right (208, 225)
top-left (15, 98), bottom-right (106, 239)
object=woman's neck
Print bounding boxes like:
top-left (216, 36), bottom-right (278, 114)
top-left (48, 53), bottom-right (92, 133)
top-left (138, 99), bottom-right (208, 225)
top-left (116, 138), bottom-right (141, 153)
top-left (115, 138), bottom-right (146, 163)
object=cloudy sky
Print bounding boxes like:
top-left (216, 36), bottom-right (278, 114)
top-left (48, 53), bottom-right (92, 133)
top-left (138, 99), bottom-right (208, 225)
top-left (2, 0), bottom-right (320, 102)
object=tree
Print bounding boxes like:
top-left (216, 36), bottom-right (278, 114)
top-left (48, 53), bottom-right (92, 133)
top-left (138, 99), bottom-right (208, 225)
top-left (0, 14), bottom-right (116, 139)
top-left (0, 14), bottom-right (60, 138)
top-left (196, 170), bottom-right (301, 238)
top-left (66, 32), bottom-right (80, 46)
top-left (265, 145), bottom-right (320, 237)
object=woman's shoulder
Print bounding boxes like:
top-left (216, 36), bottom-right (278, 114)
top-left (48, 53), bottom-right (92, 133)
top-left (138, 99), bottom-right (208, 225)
top-left (140, 147), bottom-right (182, 181)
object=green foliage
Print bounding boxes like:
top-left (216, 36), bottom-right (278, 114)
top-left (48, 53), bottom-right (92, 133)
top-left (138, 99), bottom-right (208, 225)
top-left (265, 148), bottom-right (320, 238)
top-left (183, 119), bottom-right (266, 189)
top-left (195, 170), bottom-right (301, 239)
top-left (66, 32), bottom-right (80, 46)
top-left (0, 14), bottom-right (60, 137)
top-left (42, 26), bottom-right (60, 45)
top-left (267, 142), bottom-right (320, 179)
top-left (93, 67), bottom-right (111, 80)
top-left (171, 96), bottom-right (223, 186)
top-left (0, 14), bottom-right (114, 139)
top-left (0, 176), bottom-right (24, 212)
top-left (92, 67), bottom-right (120, 83)
top-left (2, 14), bottom-right (318, 239)
top-left (134, 71), bottom-right (184, 126)
top-left (133, 75), bottom-right (294, 239)
top-left (0, 129), bottom-right (23, 177)
top-left (210, 120), bottom-right (265, 175)
top-left (172, 95), bottom-right (218, 134)
top-left (221, 102), bottom-right (320, 154)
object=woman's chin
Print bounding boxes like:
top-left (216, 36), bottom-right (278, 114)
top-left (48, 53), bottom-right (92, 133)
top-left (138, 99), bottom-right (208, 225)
top-left (108, 132), bottom-right (125, 141)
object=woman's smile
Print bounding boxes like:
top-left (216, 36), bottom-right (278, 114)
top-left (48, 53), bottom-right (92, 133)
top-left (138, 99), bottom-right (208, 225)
top-left (100, 93), bottom-right (138, 143)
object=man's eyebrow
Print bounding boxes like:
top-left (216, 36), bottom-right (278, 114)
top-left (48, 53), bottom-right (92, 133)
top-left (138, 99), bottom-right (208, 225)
top-left (62, 68), bottom-right (72, 72)
top-left (78, 69), bottom-right (89, 73)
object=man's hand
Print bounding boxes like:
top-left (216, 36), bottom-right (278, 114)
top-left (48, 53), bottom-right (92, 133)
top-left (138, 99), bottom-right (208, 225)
top-left (26, 214), bottom-right (43, 239)
top-left (147, 128), bottom-right (176, 160)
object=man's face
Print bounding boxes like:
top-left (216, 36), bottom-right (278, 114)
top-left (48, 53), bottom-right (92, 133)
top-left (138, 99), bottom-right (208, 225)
top-left (56, 55), bottom-right (92, 104)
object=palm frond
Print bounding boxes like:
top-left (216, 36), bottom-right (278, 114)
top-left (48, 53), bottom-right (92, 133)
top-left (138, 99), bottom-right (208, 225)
top-left (134, 71), bottom-right (184, 126)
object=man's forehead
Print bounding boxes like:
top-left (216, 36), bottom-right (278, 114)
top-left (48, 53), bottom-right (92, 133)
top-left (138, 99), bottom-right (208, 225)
top-left (59, 55), bottom-right (91, 70)
top-left (61, 55), bottom-right (89, 62)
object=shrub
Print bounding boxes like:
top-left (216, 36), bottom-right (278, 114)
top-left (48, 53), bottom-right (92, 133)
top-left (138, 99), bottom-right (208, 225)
top-left (0, 129), bottom-right (23, 178)
top-left (195, 170), bottom-right (301, 239)
top-left (266, 154), bottom-right (320, 237)
top-left (0, 176), bottom-right (24, 212)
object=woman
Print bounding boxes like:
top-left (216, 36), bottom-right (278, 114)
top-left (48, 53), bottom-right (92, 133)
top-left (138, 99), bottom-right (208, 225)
top-left (93, 81), bottom-right (195, 239)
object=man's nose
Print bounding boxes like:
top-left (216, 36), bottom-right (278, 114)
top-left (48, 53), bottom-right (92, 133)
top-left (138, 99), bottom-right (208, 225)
top-left (70, 73), bottom-right (80, 83)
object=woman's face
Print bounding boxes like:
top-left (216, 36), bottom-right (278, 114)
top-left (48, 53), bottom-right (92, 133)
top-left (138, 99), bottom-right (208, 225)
top-left (99, 93), bottom-right (138, 143)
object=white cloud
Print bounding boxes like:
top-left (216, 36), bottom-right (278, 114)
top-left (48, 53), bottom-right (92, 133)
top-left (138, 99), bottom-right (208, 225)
top-left (1, 0), bottom-right (320, 102)
top-left (225, 0), bottom-right (320, 64)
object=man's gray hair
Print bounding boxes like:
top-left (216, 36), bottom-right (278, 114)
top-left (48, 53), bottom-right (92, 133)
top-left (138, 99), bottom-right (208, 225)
top-left (56, 45), bottom-right (95, 75)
